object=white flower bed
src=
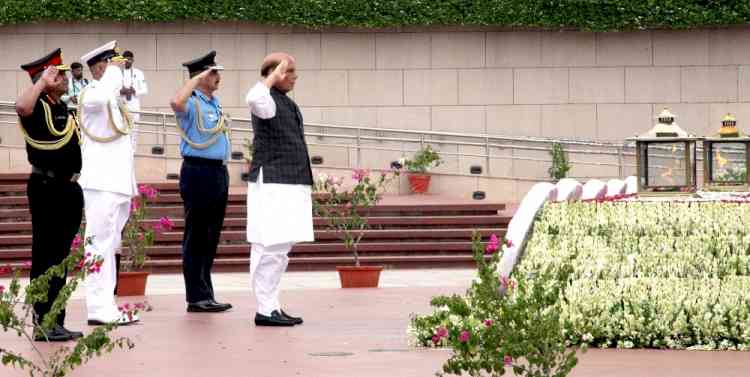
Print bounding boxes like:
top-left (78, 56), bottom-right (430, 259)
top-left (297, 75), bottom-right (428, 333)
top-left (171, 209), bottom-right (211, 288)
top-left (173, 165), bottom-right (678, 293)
top-left (518, 201), bottom-right (750, 350)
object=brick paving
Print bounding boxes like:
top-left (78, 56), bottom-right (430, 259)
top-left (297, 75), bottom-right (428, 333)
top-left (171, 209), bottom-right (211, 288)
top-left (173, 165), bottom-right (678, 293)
top-left (1, 271), bottom-right (748, 377)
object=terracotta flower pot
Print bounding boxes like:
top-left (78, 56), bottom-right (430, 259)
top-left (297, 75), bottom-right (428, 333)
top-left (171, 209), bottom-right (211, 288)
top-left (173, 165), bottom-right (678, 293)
top-left (336, 265), bottom-right (383, 288)
top-left (407, 173), bottom-right (431, 194)
top-left (116, 271), bottom-right (149, 296)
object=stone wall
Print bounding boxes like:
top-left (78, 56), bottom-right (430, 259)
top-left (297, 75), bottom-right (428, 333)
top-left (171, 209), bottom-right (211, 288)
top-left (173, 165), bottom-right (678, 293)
top-left (1, 22), bottom-right (749, 199)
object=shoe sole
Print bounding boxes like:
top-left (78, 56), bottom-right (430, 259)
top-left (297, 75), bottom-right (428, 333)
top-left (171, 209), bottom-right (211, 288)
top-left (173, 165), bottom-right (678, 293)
top-left (280, 311), bottom-right (303, 325)
top-left (187, 307), bottom-right (231, 313)
top-left (87, 319), bottom-right (140, 326)
top-left (33, 336), bottom-right (75, 342)
top-left (254, 321), bottom-right (295, 327)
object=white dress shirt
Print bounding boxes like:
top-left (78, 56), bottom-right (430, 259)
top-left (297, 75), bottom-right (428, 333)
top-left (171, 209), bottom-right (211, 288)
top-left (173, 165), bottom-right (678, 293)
top-left (78, 65), bottom-right (137, 197)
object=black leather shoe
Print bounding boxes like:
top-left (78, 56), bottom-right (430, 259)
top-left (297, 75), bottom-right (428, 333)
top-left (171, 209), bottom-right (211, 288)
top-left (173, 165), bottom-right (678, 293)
top-left (210, 299), bottom-right (233, 310)
top-left (280, 309), bottom-right (303, 325)
top-left (187, 300), bottom-right (231, 313)
top-left (34, 324), bottom-right (75, 342)
top-left (254, 310), bottom-right (295, 327)
top-left (61, 326), bottom-right (84, 339)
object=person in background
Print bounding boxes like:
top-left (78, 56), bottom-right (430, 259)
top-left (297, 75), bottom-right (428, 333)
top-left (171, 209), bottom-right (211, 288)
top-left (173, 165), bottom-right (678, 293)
top-left (60, 62), bottom-right (89, 112)
top-left (120, 50), bottom-right (148, 122)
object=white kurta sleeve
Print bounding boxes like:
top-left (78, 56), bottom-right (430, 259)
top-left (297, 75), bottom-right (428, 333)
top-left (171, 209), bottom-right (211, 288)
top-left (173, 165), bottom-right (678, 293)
top-left (134, 69), bottom-right (148, 96)
top-left (245, 81), bottom-right (276, 119)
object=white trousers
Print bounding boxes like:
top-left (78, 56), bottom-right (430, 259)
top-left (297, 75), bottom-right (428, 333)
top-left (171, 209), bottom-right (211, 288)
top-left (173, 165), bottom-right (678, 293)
top-left (83, 189), bottom-right (131, 321)
top-left (250, 242), bottom-right (293, 316)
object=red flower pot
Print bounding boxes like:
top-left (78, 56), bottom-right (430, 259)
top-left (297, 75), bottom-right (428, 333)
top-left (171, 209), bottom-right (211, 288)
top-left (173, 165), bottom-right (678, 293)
top-left (336, 266), bottom-right (383, 288)
top-left (116, 271), bottom-right (149, 296)
top-left (407, 173), bottom-right (431, 194)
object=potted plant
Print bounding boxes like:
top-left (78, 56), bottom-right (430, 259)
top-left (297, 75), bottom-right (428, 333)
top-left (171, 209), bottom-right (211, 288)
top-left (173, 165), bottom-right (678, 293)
top-left (117, 184), bottom-right (173, 296)
top-left (548, 142), bottom-right (571, 182)
top-left (400, 145), bottom-right (442, 194)
top-left (313, 168), bottom-right (399, 288)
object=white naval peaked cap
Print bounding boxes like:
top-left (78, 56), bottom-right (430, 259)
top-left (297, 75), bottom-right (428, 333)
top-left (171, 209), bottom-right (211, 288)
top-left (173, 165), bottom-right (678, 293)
top-left (81, 40), bottom-right (119, 66)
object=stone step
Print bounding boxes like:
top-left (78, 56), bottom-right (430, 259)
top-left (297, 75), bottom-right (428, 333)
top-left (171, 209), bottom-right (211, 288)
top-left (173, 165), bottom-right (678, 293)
top-left (0, 228), bottom-right (504, 247)
top-left (0, 253), bottom-right (485, 273)
top-left (0, 240), bottom-right (480, 259)
top-left (0, 215), bottom-right (510, 234)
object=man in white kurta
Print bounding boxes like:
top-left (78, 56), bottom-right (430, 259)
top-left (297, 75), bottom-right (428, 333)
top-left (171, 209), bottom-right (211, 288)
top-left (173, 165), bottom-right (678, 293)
top-left (246, 53), bottom-right (314, 326)
top-left (120, 50), bottom-right (148, 149)
top-left (78, 41), bottom-right (139, 325)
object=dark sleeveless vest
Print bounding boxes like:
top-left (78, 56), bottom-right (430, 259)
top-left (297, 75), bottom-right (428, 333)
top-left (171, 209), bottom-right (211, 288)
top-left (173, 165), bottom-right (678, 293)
top-left (248, 87), bottom-right (313, 185)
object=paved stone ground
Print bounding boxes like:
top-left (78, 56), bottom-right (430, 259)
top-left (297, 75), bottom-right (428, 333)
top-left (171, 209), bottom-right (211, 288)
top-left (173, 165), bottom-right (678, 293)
top-left (1, 270), bottom-right (749, 377)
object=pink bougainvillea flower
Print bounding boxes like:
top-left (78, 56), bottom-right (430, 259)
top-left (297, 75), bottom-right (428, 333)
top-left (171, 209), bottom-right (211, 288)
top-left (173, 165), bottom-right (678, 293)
top-left (130, 198), bottom-right (141, 214)
top-left (158, 216), bottom-right (174, 232)
top-left (138, 184), bottom-right (158, 200)
top-left (431, 335), bottom-right (440, 344)
top-left (70, 234), bottom-right (82, 251)
top-left (436, 327), bottom-right (448, 338)
top-left (500, 276), bottom-right (516, 290)
top-left (505, 239), bottom-right (514, 248)
top-left (0, 285), bottom-right (5, 294)
top-left (87, 259), bottom-right (103, 274)
top-left (504, 355), bottom-right (513, 367)
top-left (351, 168), bottom-right (370, 182)
top-left (485, 234), bottom-right (500, 254)
top-left (484, 319), bottom-right (493, 327)
top-left (459, 330), bottom-right (471, 343)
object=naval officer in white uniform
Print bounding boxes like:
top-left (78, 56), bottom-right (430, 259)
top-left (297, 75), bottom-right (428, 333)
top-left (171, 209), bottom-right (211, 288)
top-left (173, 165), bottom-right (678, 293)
top-left (78, 40), bottom-right (139, 326)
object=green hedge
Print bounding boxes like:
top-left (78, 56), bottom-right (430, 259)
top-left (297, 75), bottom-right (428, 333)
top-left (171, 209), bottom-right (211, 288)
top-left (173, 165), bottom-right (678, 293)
top-left (1, 0), bottom-right (750, 31)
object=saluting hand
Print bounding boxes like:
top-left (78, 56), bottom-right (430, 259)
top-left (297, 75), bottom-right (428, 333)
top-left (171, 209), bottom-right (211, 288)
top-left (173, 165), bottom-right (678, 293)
top-left (39, 66), bottom-right (59, 89)
top-left (269, 59), bottom-right (288, 85)
top-left (194, 67), bottom-right (216, 81)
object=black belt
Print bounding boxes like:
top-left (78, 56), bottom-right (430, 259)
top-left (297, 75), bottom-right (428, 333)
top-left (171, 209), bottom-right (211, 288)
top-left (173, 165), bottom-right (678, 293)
top-left (31, 166), bottom-right (78, 182)
top-left (183, 156), bottom-right (225, 167)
